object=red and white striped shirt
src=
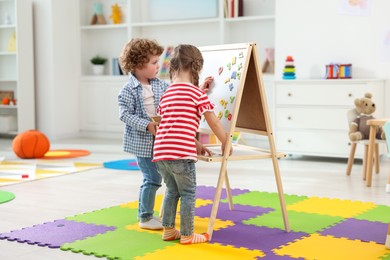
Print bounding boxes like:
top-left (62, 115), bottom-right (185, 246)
top-left (152, 82), bottom-right (215, 162)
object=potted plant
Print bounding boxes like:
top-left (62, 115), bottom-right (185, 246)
top-left (90, 55), bottom-right (107, 75)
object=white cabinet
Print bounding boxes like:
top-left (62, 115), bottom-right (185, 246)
top-left (0, 0), bottom-right (34, 135)
top-left (274, 79), bottom-right (385, 158)
top-left (78, 0), bottom-right (275, 134)
top-left (79, 77), bottom-right (126, 135)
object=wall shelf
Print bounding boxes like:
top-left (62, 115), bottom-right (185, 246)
top-left (77, 0), bottom-right (275, 134)
top-left (0, 0), bottom-right (35, 134)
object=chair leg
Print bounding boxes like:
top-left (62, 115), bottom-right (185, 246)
top-left (374, 143), bottom-right (380, 174)
top-left (386, 172), bottom-right (390, 193)
top-left (346, 143), bottom-right (357, 176)
top-left (363, 144), bottom-right (368, 180)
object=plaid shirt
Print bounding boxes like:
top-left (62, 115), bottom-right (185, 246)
top-left (118, 74), bottom-right (169, 157)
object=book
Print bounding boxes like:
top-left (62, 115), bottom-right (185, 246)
top-left (238, 0), bottom-right (243, 17)
top-left (234, 0), bottom-right (238, 17)
top-left (224, 0), bottom-right (229, 18)
top-left (112, 58), bottom-right (124, 75)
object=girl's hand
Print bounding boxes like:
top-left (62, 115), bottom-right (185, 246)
top-left (195, 140), bottom-right (212, 156)
top-left (221, 143), bottom-right (233, 156)
top-left (200, 76), bottom-right (214, 93)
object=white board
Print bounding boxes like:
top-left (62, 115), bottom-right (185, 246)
top-left (199, 44), bottom-right (249, 133)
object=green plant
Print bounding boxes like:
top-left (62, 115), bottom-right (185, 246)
top-left (90, 55), bottom-right (107, 65)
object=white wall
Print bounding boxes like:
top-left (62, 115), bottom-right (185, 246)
top-left (29, 0), bottom-right (389, 140)
top-left (33, 0), bottom-right (79, 140)
top-left (275, 0), bottom-right (390, 114)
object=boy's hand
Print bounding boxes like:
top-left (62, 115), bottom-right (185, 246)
top-left (147, 122), bottom-right (159, 136)
top-left (201, 76), bottom-right (214, 93)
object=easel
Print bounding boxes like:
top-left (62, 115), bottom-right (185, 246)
top-left (197, 43), bottom-right (290, 240)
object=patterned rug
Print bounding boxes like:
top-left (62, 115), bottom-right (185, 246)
top-left (103, 159), bottom-right (140, 171)
top-left (1, 185), bottom-right (389, 259)
top-left (0, 159), bottom-right (102, 186)
top-left (0, 190), bottom-right (15, 204)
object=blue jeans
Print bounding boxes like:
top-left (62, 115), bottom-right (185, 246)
top-left (156, 160), bottom-right (196, 236)
top-left (136, 157), bottom-right (162, 222)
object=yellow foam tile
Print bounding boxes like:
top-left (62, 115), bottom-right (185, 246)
top-left (287, 197), bottom-right (376, 218)
top-left (127, 215), bottom-right (234, 235)
top-left (274, 233), bottom-right (389, 259)
top-left (121, 197), bottom-right (212, 213)
top-left (121, 194), bottom-right (165, 210)
top-left (135, 242), bottom-right (264, 259)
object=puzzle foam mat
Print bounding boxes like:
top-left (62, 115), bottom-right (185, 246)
top-left (1, 185), bottom-right (389, 259)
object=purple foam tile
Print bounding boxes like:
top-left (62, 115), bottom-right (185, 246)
top-left (195, 202), bottom-right (273, 222)
top-left (257, 252), bottom-right (305, 260)
top-left (320, 218), bottom-right (387, 244)
top-left (0, 219), bottom-right (115, 248)
top-left (211, 222), bottom-right (307, 252)
top-left (196, 185), bottom-right (250, 200)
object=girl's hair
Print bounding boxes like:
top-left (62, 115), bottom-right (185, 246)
top-left (169, 44), bottom-right (204, 86)
top-left (120, 38), bottom-right (164, 74)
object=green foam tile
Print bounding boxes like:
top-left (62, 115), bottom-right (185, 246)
top-left (61, 229), bottom-right (173, 259)
top-left (66, 206), bottom-right (138, 228)
top-left (382, 253), bottom-right (390, 260)
top-left (222, 191), bottom-right (308, 209)
top-left (244, 210), bottom-right (344, 233)
top-left (354, 205), bottom-right (390, 223)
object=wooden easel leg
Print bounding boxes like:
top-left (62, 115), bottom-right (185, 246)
top-left (207, 160), bottom-right (229, 240)
top-left (271, 155), bottom-right (290, 232)
top-left (224, 169), bottom-right (234, 210)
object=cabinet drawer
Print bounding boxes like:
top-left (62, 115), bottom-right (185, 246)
top-left (275, 82), bottom-right (383, 106)
top-left (275, 130), bottom-right (364, 158)
top-left (276, 108), bottom-right (350, 130)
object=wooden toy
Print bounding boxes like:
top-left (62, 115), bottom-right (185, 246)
top-left (90, 3), bottom-right (106, 25)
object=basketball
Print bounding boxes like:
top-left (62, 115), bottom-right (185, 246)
top-left (12, 130), bottom-right (50, 159)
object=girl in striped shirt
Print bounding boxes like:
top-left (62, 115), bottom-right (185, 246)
top-left (153, 44), bottom-right (232, 244)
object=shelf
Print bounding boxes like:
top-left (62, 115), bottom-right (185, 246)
top-left (78, 0), bottom-right (275, 134)
top-left (0, 78), bottom-right (16, 82)
top-left (0, 24), bottom-right (16, 29)
top-left (81, 75), bottom-right (128, 81)
top-left (0, 52), bottom-right (16, 56)
top-left (224, 15), bottom-right (275, 22)
top-left (80, 24), bottom-right (127, 30)
top-left (0, 0), bottom-right (35, 133)
top-left (0, 105), bottom-right (17, 109)
top-left (131, 18), bottom-right (220, 27)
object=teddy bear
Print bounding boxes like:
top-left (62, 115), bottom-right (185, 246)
top-left (349, 92), bottom-right (386, 141)
top-left (109, 4), bottom-right (122, 24)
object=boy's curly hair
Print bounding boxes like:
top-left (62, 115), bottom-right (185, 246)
top-left (120, 38), bottom-right (164, 74)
